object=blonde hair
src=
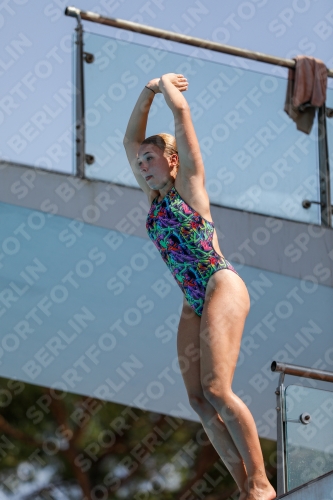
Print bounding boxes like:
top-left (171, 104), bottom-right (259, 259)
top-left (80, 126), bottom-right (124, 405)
top-left (141, 133), bottom-right (179, 168)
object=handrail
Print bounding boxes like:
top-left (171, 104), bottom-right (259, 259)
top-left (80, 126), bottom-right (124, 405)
top-left (65, 6), bottom-right (333, 78)
top-left (271, 361), bottom-right (333, 382)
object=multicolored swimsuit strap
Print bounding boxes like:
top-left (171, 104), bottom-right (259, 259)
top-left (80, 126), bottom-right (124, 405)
top-left (146, 186), bottom-right (239, 316)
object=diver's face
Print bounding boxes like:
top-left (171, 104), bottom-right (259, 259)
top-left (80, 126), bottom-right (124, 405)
top-left (137, 143), bottom-right (173, 190)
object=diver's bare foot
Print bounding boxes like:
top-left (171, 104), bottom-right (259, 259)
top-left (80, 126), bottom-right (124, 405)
top-left (244, 483), bottom-right (276, 500)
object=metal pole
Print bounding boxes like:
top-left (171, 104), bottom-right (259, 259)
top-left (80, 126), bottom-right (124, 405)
top-left (65, 7), bottom-right (333, 77)
top-left (72, 9), bottom-right (85, 178)
top-left (271, 361), bottom-right (333, 383)
top-left (276, 373), bottom-right (286, 496)
top-left (318, 104), bottom-right (332, 227)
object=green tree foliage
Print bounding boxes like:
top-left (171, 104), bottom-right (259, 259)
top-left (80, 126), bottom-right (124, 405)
top-left (0, 376), bottom-right (276, 499)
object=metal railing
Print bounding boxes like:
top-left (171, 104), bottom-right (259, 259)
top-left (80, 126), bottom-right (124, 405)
top-left (271, 360), bottom-right (333, 495)
top-left (65, 6), bottom-right (332, 226)
top-left (65, 6), bottom-right (333, 76)
top-left (271, 361), bottom-right (333, 383)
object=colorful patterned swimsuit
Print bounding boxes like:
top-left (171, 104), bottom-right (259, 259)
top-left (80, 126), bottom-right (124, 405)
top-left (146, 186), bottom-right (239, 316)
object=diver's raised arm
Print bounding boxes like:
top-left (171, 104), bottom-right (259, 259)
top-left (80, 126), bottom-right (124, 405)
top-left (123, 79), bottom-right (160, 196)
top-left (123, 80), bottom-right (158, 157)
top-left (123, 75), bottom-right (189, 198)
top-left (159, 73), bottom-right (205, 182)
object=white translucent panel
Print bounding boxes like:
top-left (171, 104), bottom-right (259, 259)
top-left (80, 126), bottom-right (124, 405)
top-left (83, 32), bottom-right (320, 224)
top-left (285, 385), bottom-right (333, 491)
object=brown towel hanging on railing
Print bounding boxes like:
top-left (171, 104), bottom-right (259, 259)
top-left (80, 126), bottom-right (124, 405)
top-left (284, 55), bottom-right (327, 134)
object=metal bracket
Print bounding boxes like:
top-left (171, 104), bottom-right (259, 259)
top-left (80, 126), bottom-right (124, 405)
top-left (83, 52), bottom-right (94, 63)
top-left (302, 199), bottom-right (323, 209)
top-left (302, 199), bottom-right (333, 212)
top-left (85, 154), bottom-right (95, 165)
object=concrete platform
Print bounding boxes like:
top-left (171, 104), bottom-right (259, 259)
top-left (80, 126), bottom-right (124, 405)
top-left (280, 470), bottom-right (333, 499)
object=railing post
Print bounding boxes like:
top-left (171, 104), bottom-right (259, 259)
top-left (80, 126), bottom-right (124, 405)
top-left (73, 9), bottom-right (85, 178)
top-left (318, 104), bottom-right (332, 227)
top-left (276, 372), bottom-right (286, 496)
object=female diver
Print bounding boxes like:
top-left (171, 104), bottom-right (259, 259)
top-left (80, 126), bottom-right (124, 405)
top-left (123, 73), bottom-right (276, 500)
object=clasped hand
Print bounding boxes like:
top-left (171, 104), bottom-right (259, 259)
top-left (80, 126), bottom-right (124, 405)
top-left (146, 73), bottom-right (188, 94)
